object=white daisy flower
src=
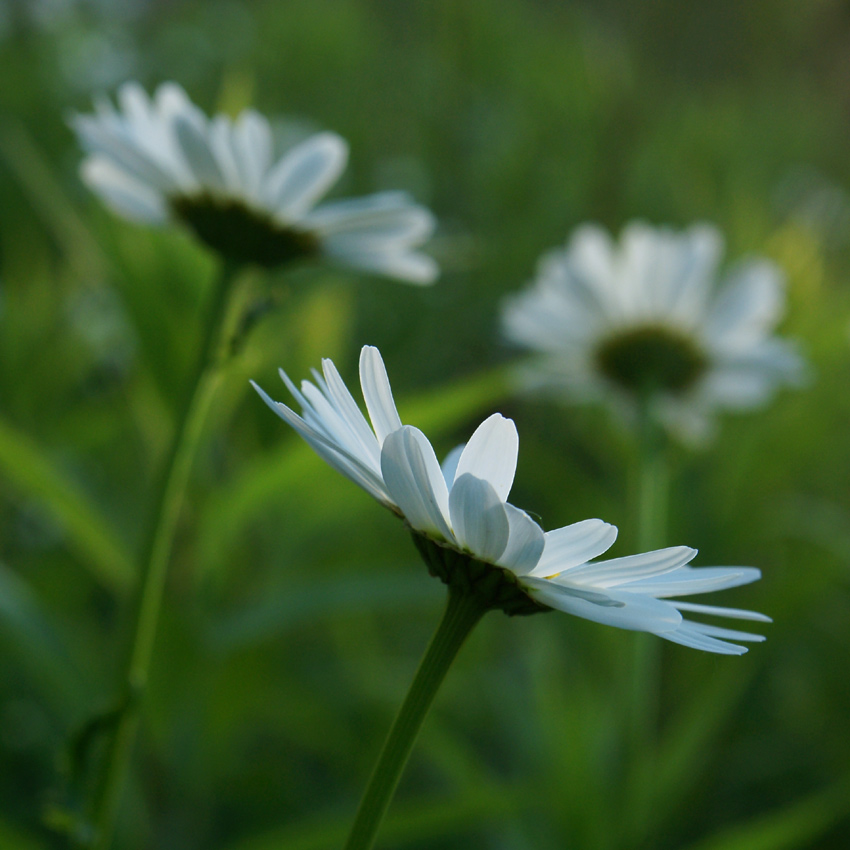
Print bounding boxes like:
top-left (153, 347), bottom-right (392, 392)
top-left (72, 81), bottom-right (438, 282)
top-left (252, 346), bottom-right (769, 654)
top-left (501, 221), bottom-right (804, 441)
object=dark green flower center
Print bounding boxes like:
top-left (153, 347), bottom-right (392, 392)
top-left (595, 324), bottom-right (707, 395)
top-left (171, 194), bottom-right (320, 268)
top-left (411, 529), bottom-right (551, 617)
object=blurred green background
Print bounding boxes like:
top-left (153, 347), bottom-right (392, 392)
top-left (2, 1), bottom-right (850, 848)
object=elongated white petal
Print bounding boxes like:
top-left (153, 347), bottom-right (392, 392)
top-left (81, 157), bottom-right (167, 223)
top-left (266, 132), bottom-right (348, 219)
top-left (313, 205), bottom-right (435, 245)
top-left (530, 519), bottom-right (618, 577)
top-left (524, 579), bottom-right (682, 632)
top-left (320, 245), bottom-right (439, 284)
top-left (359, 346), bottom-right (402, 444)
top-left (232, 109), bottom-right (272, 200)
top-left (622, 566), bottom-right (761, 597)
top-left (319, 358), bottom-right (381, 465)
top-left (381, 426), bottom-right (452, 539)
top-left (660, 623), bottom-right (750, 655)
top-left (563, 546), bottom-right (696, 587)
top-left (498, 504), bottom-right (545, 574)
top-left (448, 474), bottom-right (510, 563)
top-left (454, 414), bottom-right (518, 502)
top-left (250, 381), bottom-right (390, 505)
top-left (672, 600), bottom-right (771, 622)
top-left (73, 115), bottom-right (178, 192)
top-left (173, 114), bottom-right (226, 192)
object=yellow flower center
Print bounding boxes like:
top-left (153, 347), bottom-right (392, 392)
top-left (171, 194), bottom-right (320, 267)
top-left (595, 324), bottom-right (708, 395)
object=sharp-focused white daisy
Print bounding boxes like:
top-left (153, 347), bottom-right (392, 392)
top-left (72, 82), bottom-right (438, 281)
top-left (501, 222), bottom-right (804, 441)
top-left (252, 346), bottom-right (769, 654)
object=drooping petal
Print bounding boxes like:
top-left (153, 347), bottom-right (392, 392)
top-left (454, 413), bottom-right (518, 502)
top-left (381, 426), bottom-right (452, 539)
top-left (672, 600), bottom-right (771, 621)
top-left (660, 622), bottom-right (751, 655)
top-left (359, 345), bottom-right (403, 444)
top-left (447, 473), bottom-right (510, 563)
top-left (523, 579), bottom-right (682, 632)
top-left (498, 504), bottom-right (545, 575)
top-left (529, 519), bottom-right (618, 577)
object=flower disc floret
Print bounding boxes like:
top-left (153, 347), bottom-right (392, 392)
top-left (254, 345), bottom-right (770, 653)
top-left (595, 324), bottom-right (708, 394)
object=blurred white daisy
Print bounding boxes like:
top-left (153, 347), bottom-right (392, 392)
top-left (72, 82), bottom-right (438, 282)
top-left (252, 346), bottom-right (769, 653)
top-left (501, 222), bottom-right (804, 441)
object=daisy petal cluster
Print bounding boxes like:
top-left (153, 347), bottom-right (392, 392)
top-left (72, 82), bottom-right (438, 282)
top-left (253, 346), bottom-right (769, 654)
top-left (501, 221), bottom-right (804, 441)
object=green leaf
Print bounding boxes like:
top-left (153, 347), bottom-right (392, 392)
top-left (0, 417), bottom-right (135, 593)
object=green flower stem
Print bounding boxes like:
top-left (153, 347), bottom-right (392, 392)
top-left (624, 402), bottom-right (670, 844)
top-left (87, 260), bottom-right (240, 850)
top-left (343, 587), bottom-right (489, 850)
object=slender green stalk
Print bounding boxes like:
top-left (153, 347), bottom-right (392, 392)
top-left (624, 401), bottom-right (670, 845)
top-left (343, 587), bottom-right (488, 850)
top-left (86, 260), bottom-right (240, 850)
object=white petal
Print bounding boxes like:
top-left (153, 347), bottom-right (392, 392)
top-left (232, 109), bottom-right (272, 200)
top-left (523, 579), bottom-right (682, 632)
top-left (622, 566), bottom-right (761, 597)
top-left (73, 115), bottom-right (178, 192)
top-left (381, 426), bottom-right (452, 539)
top-left (447, 473), bottom-right (510, 563)
top-left (81, 157), bottom-right (167, 224)
top-left (250, 381), bottom-right (390, 505)
top-left (319, 358), bottom-right (381, 461)
top-left (704, 260), bottom-right (784, 349)
top-left (266, 132), bottom-right (348, 219)
top-left (320, 244), bottom-right (439, 284)
top-left (660, 623), bottom-right (750, 655)
top-left (312, 204), bottom-right (435, 245)
top-left (173, 114), bottom-right (226, 192)
top-left (303, 191), bottom-right (417, 228)
top-left (563, 546), bottom-right (696, 587)
top-left (454, 413), bottom-right (518, 502)
top-left (529, 519), bottom-right (618, 577)
top-left (359, 346), bottom-right (402, 444)
top-left (207, 117), bottom-right (242, 193)
top-left (672, 600), bottom-right (771, 622)
top-left (498, 504), bottom-right (545, 575)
